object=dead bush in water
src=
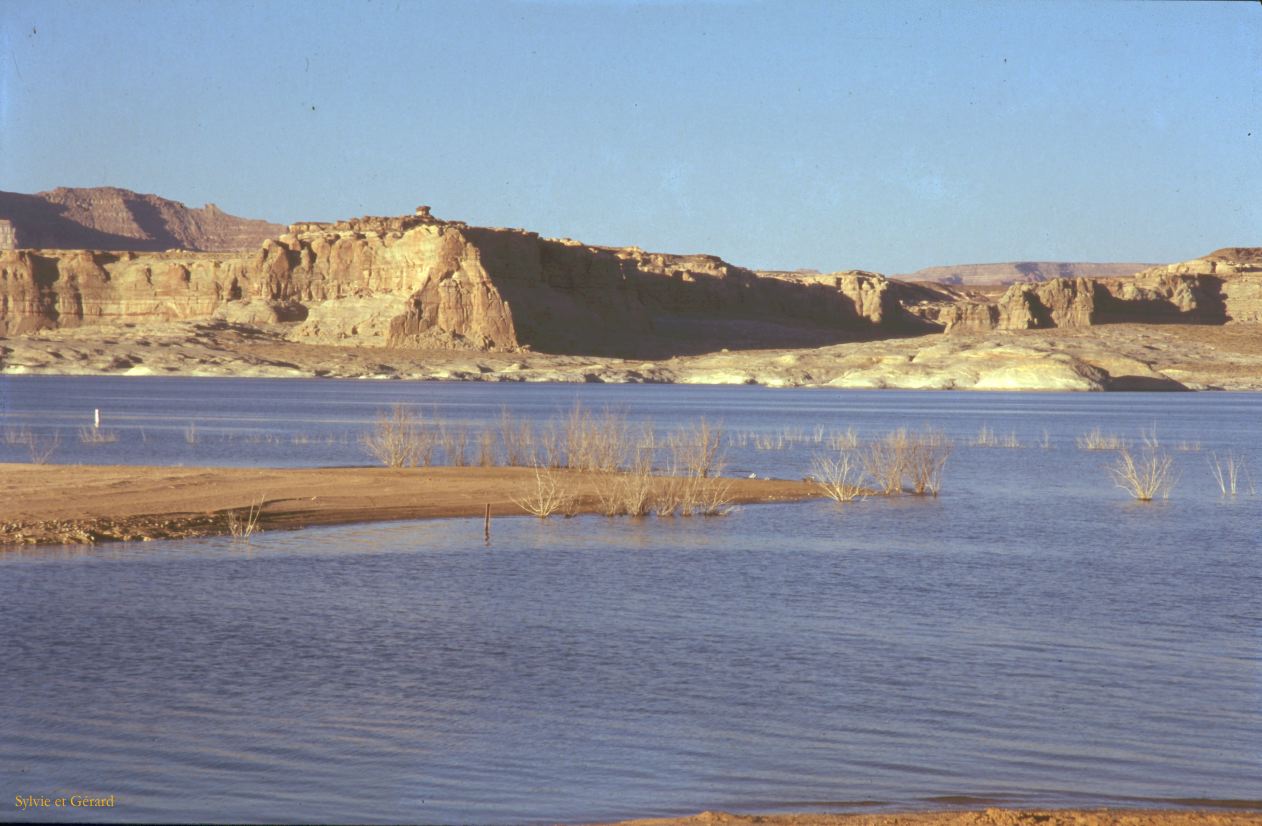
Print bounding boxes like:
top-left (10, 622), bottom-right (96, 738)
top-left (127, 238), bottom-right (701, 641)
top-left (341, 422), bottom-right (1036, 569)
top-left (1209, 451), bottom-right (1252, 497)
top-left (513, 466), bottom-right (575, 518)
top-left (362, 404), bottom-right (432, 468)
top-left (499, 406), bottom-right (537, 467)
top-left (812, 451), bottom-right (866, 502)
top-left (1077, 427), bottom-right (1126, 451)
top-left (225, 494), bottom-right (266, 539)
top-left (1109, 429), bottom-right (1176, 501)
top-left (78, 427), bottom-right (119, 445)
top-left (668, 417), bottom-right (725, 478)
top-left (561, 402), bottom-right (632, 471)
top-left (859, 428), bottom-right (952, 496)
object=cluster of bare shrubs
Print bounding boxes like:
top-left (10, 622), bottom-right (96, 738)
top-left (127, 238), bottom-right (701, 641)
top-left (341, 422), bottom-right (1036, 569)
top-left (365, 403), bottom-right (735, 519)
top-left (3, 426), bottom-right (60, 464)
top-left (730, 425), bottom-right (859, 452)
top-left (1077, 427), bottom-right (1126, 451)
top-left (971, 424), bottom-right (1022, 449)
top-left (812, 427), bottom-right (952, 502)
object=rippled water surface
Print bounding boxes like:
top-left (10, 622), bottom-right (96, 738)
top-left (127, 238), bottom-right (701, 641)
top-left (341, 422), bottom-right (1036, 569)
top-left (1, 377), bottom-right (1260, 823)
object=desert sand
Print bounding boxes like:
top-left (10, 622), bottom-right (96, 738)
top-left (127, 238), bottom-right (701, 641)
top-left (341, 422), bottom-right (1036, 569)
top-left (0, 463), bottom-right (819, 547)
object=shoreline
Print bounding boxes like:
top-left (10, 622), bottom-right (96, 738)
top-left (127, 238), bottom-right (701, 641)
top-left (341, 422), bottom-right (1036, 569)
top-left (596, 808), bottom-right (1262, 826)
top-left (5, 321), bottom-right (1262, 391)
top-left (0, 463), bottom-right (822, 548)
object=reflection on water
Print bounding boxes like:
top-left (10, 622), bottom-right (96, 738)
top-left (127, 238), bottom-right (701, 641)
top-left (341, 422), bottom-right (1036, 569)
top-left (1, 378), bottom-right (1260, 823)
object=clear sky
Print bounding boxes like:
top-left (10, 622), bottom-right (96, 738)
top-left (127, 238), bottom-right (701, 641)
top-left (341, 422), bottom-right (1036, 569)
top-left (1, 1), bottom-right (1258, 273)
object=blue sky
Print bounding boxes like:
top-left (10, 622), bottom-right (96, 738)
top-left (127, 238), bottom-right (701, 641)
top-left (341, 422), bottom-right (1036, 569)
top-left (1, 1), bottom-right (1257, 273)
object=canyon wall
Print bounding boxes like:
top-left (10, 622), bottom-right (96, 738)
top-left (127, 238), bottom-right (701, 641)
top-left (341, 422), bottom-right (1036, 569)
top-left (0, 209), bottom-right (934, 356)
top-left (1, 202), bottom-right (1257, 357)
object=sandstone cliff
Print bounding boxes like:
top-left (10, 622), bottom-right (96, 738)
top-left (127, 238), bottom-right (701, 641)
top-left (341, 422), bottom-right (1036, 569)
top-left (2, 202), bottom-right (1258, 360)
top-left (0, 187), bottom-right (285, 252)
top-left (0, 207), bottom-right (934, 355)
top-left (926, 248), bottom-right (1262, 333)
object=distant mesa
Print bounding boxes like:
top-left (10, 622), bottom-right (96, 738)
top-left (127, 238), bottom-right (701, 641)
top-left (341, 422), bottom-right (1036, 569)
top-left (897, 261), bottom-right (1158, 287)
top-left (0, 186), bottom-right (285, 252)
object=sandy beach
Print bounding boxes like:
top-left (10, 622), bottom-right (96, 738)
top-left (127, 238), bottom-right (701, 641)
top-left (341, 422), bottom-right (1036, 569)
top-left (600, 808), bottom-right (1262, 826)
top-left (0, 463), bottom-right (821, 547)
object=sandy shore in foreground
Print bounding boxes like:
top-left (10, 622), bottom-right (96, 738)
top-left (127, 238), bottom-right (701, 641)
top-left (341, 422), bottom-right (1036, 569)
top-left (599, 808), bottom-right (1262, 826)
top-left (0, 463), bottom-right (821, 547)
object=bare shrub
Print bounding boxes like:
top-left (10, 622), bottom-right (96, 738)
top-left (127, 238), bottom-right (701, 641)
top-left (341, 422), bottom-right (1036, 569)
top-left (812, 451), bottom-right (866, 502)
top-left (28, 430), bottom-right (60, 465)
top-left (477, 430), bottom-right (496, 467)
top-left (499, 407), bottom-right (536, 467)
top-left (972, 424), bottom-right (998, 447)
top-left (904, 430), bottom-right (952, 496)
top-left (679, 475), bottom-right (735, 517)
top-left (1077, 427), bottom-right (1126, 451)
top-left (651, 474), bottom-right (684, 517)
top-left (1110, 441), bottom-right (1176, 501)
top-left (668, 417), bottom-right (725, 477)
top-left (858, 428), bottom-right (951, 496)
top-left (362, 404), bottom-right (430, 468)
top-left (439, 421), bottom-right (470, 467)
top-left (559, 402), bottom-right (632, 471)
top-left (226, 494), bottom-right (265, 539)
top-left (861, 429), bottom-right (910, 494)
top-left (514, 466), bottom-right (573, 518)
top-left (537, 422), bottom-right (563, 469)
top-left (826, 427), bottom-right (860, 450)
top-left (1209, 451), bottom-right (1252, 496)
top-left (78, 427), bottom-right (120, 444)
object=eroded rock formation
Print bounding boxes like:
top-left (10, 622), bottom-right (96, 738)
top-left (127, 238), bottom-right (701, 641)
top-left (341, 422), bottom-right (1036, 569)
top-left (0, 208), bottom-right (939, 355)
top-left (1, 202), bottom-right (1258, 359)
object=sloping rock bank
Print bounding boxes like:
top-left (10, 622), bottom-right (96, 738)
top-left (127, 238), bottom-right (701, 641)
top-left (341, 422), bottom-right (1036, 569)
top-left (5, 320), bottom-right (1260, 391)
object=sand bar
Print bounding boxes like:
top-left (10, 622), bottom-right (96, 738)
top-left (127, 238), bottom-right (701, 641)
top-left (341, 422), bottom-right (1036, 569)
top-left (0, 463), bottom-right (821, 547)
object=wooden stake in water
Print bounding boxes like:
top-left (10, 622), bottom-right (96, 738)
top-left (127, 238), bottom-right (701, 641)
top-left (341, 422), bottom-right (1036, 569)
top-left (93, 408), bottom-right (100, 429)
top-left (484, 503), bottom-right (491, 545)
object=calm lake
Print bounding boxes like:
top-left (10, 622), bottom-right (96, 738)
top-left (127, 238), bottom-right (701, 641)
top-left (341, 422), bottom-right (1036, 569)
top-left (1, 376), bottom-right (1260, 824)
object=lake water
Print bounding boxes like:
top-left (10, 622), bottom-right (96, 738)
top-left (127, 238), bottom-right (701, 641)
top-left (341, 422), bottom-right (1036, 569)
top-left (1, 376), bottom-right (1260, 824)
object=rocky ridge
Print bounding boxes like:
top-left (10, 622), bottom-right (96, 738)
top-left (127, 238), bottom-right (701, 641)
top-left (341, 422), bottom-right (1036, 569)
top-left (916, 248), bottom-right (1262, 333)
top-left (0, 187), bottom-right (285, 252)
top-left (896, 260), bottom-right (1156, 286)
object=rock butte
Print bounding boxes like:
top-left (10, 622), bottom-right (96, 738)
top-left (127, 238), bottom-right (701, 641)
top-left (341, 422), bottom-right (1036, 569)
top-left (0, 196), bottom-right (1259, 390)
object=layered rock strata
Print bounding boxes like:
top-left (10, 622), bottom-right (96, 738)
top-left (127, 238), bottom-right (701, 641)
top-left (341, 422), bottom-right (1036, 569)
top-left (0, 187), bottom-right (285, 252)
top-left (0, 208), bottom-right (936, 356)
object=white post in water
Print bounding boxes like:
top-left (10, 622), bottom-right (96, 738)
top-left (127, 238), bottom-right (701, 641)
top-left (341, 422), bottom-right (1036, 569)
top-left (94, 408), bottom-right (100, 429)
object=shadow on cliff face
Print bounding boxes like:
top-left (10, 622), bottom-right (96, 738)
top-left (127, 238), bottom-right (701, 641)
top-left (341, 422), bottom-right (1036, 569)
top-left (492, 269), bottom-right (940, 359)
top-left (1094, 276), bottom-right (1228, 325)
top-left (123, 194), bottom-right (184, 250)
top-left (0, 191), bottom-right (166, 251)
